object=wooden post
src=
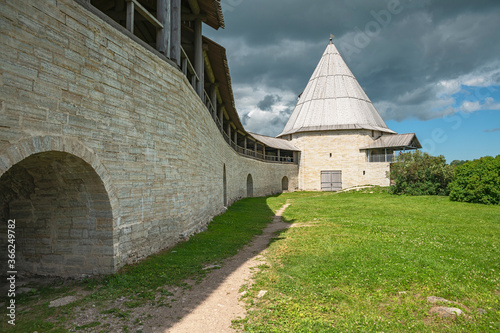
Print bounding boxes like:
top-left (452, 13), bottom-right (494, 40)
top-left (157, 0), bottom-right (171, 57)
top-left (170, 0), bottom-right (181, 66)
top-left (181, 57), bottom-right (187, 76)
top-left (210, 84), bottom-right (217, 120)
top-left (191, 75), bottom-right (197, 89)
top-left (126, 0), bottom-right (135, 33)
top-left (194, 19), bottom-right (204, 100)
top-left (218, 108), bottom-right (224, 131)
top-left (244, 136), bottom-right (247, 154)
top-left (278, 149), bottom-right (281, 162)
top-left (234, 130), bottom-right (237, 148)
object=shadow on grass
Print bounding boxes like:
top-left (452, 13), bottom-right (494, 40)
top-left (0, 194), bottom-right (290, 332)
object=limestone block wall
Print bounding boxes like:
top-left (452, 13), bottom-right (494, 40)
top-left (0, 0), bottom-right (298, 277)
top-left (291, 130), bottom-right (390, 191)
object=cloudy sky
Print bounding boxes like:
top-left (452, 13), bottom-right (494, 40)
top-left (204, 0), bottom-right (500, 162)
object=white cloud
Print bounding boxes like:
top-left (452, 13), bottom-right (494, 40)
top-left (375, 65), bottom-right (500, 122)
top-left (232, 84), bottom-right (298, 136)
top-left (459, 97), bottom-right (500, 113)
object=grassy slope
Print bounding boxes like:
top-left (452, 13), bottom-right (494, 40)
top-left (243, 191), bottom-right (500, 332)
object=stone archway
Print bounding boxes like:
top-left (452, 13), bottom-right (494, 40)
top-left (0, 137), bottom-right (117, 277)
top-left (282, 176), bottom-right (289, 192)
top-left (247, 174), bottom-right (253, 198)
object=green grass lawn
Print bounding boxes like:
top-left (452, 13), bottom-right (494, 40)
top-left (2, 191), bottom-right (498, 332)
top-left (0, 196), bottom-right (279, 332)
top-left (241, 190), bottom-right (500, 332)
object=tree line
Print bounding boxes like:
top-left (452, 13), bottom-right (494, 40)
top-left (389, 151), bottom-right (500, 205)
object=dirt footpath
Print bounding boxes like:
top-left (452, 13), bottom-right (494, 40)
top-left (149, 202), bottom-right (291, 333)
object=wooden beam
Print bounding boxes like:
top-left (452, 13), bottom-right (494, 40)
top-left (180, 46), bottom-right (198, 77)
top-left (126, 0), bottom-right (134, 33)
top-left (193, 19), bottom-right (204, 99)
top-left (157, 0), bottom-right (171, 57)
top-left (170, 0), bottom-right (181, 66)
top-left (182, 43), bottom-right (209, 51)
top-left (218, 106), bottom-right (224, 131)
top-left (181, 57), bottom-right (187, 75)
top-left (126, 0), bottom-right (163, 29)
top-left (203, 50), bottom-right (216, 84)
top-left (210, 84), bottom-right (217, 120)
top-left (100, 11), bottom-right (155, 22)
top-left (216, 90), bottom-right (223, 106)
top-left (187, 0), bottom-right (200, 15)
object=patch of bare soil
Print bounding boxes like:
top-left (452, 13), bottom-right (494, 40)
top-left (67, 202), bottom-right (291, 332)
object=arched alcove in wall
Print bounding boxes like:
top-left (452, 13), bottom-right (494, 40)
top-left (282, 176), bottom-right (289, 191)
top-left (223, 164), bottom-right (227, 206)
top-left (247, 174), bottom-right (253, 197)
top-left (0, 151), bottom-right (114, 277)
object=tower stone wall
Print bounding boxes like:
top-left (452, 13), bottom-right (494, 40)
top-left (291, 130), bottom-right (391, 191)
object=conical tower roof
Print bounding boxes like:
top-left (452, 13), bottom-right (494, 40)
top-left (278, 40), bottom-right (395, 137)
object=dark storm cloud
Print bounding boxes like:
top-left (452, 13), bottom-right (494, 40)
top-left (205, 0), bottom-right (500, 133)
top-left (257, 94), bottom-right (282, 111)
top-left (241, 113), bottom-right (250, 126)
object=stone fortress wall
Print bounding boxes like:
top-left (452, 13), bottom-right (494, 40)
top-left (0, 0), bottom-right (298, 277)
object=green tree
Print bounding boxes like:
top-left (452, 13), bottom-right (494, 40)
top-left (450, 159), bottom-right (469, 167)
top-left (389, 150), bottom-right (454, 196)
top-left (449, 155), bottom-right (500, 205)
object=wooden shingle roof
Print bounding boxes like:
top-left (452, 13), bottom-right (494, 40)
top-left (361, 133), bottom-right (422, 150)
top-left (279, 40), bottom-right (395, 137)
top-left (249, 133), bottom-right (300, 151)
top-left (198, 0), bottom-right (224, 30)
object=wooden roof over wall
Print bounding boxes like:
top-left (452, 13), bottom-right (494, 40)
top-left (181, 26), bottom-right (243, 132)
top-left (249, 133), bottom-right (301, 151)
top-left (203, 36), bottom-right (244, 131)
top-left (361, 133), bottom-right (422, 150)
top-left (183, 0), bottom-right (225, 30)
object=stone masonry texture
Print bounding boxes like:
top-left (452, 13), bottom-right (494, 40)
top-left (0, 0), bottom-right (299, 277)
top-left (290, 130), bottom-right (391, 191)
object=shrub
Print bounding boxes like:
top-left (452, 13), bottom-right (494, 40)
top-left (449, 155), bottom-right (500, 205)
top-left (389, 151), bottom-right (454, 196)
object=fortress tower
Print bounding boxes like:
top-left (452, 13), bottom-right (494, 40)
top-left (278, 39), bottom-right (421, 191)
